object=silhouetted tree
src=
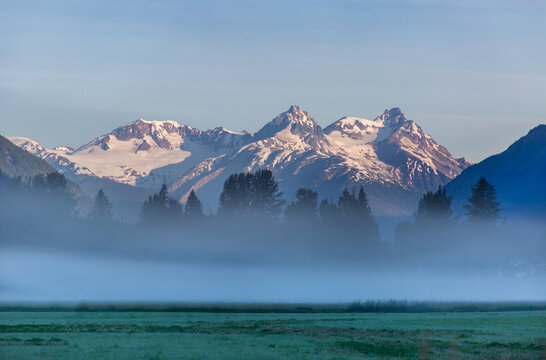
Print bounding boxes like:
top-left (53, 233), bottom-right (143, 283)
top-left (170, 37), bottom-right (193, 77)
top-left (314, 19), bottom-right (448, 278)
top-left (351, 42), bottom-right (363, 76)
top-left (250, 169), bottom-right (284, 218)
top-left (218, 169), bottom-right (284, 220)
top-left (357, 186), bottom-right (376, 228)
top-left (318, 198), bottom-right (339, 223)
top-left (141, 184), bottom-right (182, 224)
top-left (336, 187), bottom-right (378, 239)
top-left (337, 189), bottom-right (359, 219)
top-left (184, 189), bottom-right (203, 219)
top-left (415, 186), bottom-right (453, 226)
top-left (218, 172), bottom-right (253, 216)
top-left (31, 172), bottom-right (76, 217)
top-left (463, 177), bottom-right (501, 222)
top-left (91, 189), bottom-right (113, 222)
top-left (285, 188), bottom-right (318, 222)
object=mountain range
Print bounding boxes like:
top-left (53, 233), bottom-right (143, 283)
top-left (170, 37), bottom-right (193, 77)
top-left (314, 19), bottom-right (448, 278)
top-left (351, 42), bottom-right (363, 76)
top-left (7, 106), bottom-right (472, 220)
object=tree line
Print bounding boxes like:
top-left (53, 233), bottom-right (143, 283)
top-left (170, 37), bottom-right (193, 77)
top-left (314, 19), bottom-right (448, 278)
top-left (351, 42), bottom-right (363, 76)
top-left (1, 167), bottom-right (503, 244)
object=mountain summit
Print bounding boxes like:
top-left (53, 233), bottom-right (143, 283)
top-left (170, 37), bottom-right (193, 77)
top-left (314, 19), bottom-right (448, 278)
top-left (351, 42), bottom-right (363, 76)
top-left (10, 106), bottom-right (470, 218)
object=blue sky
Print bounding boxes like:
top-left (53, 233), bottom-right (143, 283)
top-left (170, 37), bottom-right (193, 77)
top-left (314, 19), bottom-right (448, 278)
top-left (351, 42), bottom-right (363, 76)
top-left (1, 0), bottom-right (545, 162)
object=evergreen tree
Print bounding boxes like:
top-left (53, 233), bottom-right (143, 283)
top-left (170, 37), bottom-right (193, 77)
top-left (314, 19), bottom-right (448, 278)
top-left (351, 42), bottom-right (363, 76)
top-left (318, 199), bottom-right (339, 222)
top-left (140, 184), bottom-right (182, 224)
top-left (184, 189), bottom-right (204, 219)
top-left (218, 172), bottom-right (253, 216)
top-left (285, 188), bottom-right (318, 222)
top-left (250, 169), bottom-right (284, 218)
top-left (218, 169), bottom-right (284, 219)
top-left (91, 189), bottom-right (113, 222)
top-left (336, 187), bottom-right (378, 239)
top-left (357, 186), bottom-right (375, 223)
top-left (337, 189), bottom-right (359, 219)
top-left (31, 172), bottom-right (76, 217)
top-left (463, 177), bottom-right (501, 222)
top-left (415, 186), bottom-right (453, 225)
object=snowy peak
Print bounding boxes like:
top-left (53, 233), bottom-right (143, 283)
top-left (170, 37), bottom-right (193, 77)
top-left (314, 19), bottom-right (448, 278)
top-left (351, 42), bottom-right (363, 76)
top-left (255, 105), bottom-right (321, 139)
top-left (98, 119), bottom-right (201, 151)
top-left (324, 116), bottom-right (388, 143)
top-left (374, 107), bottom-right (408, 127)
top-left (249, 105), bottom-right (335, 155)
top-left (9, 137), bottom-right (47, 154)
top-left (202, 127), bottom-right (252, 151)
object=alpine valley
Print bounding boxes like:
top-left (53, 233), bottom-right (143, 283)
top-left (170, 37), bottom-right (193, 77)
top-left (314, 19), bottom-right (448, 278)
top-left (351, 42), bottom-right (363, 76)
top-left (9, 106), bottom-right (471, 221)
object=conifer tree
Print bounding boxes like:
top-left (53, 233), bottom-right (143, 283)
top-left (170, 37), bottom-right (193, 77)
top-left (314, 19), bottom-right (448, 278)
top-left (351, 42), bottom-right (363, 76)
top-left (463, 177), bottom-right (501, 222)
top-left (318, 199), bottom-right (339, 222)
top-left (91, 189), bottom-right (113, 222)
top-left (415, 186), bottom-right (453, 225)
top-left (285, 188), bottom-right (318, 222)
top-left (218, 172), bottom-right (253, 216)
top-left (357, 186), bottom-right (375, 224)
top-left (218, 169), bottom-right (284, 219)
top-left (250, 169), bottom-right (284, 218)
top-left (141, 184), bottom-right (182, 223)
top-left (184, 189), bottom-right (204, 219)
top-left (31, 172), bottom-right (76, 217)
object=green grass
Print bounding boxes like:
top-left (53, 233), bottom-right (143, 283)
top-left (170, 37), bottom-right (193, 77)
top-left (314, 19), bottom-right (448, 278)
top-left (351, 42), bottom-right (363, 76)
top-left (0, 311), bottom-right (544, 359)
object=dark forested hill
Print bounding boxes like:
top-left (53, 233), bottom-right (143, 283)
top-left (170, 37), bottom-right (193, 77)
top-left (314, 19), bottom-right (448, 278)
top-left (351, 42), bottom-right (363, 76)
top-left (446, 125), bottom-right (546, 218)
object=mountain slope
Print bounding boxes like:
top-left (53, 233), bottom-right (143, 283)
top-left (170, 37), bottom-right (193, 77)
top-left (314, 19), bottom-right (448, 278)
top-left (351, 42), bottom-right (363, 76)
top-left (446, 124), bottom-right (546, 217)
top-left (0, 134), bottom-right (56, 178)
top-left (0, 134), bottom-right (90, 209)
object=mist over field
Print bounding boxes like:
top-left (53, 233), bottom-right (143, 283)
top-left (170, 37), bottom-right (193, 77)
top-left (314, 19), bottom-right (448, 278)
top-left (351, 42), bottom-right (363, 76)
top-left (1, 204), bottom-right (544, 303)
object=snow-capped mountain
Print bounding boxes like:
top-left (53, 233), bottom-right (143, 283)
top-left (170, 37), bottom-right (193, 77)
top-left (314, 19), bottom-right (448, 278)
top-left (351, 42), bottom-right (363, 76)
top-left (11, 120), bottom-right (251, 188)
top-left (9, 106), bottom-right (470, 218)
top-left (167, 106), bottom-right (470, 215)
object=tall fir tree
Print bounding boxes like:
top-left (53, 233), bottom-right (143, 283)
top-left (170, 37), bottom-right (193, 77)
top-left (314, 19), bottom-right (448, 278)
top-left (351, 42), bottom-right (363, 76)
top-left (356, 186), bottom-right (377, 229)
top-left (250, 169), bottom-right (284, 218)
top-left (318, 198), bottom-right (339, 223)
top-left (141, 184), bottom-right (182, 224)
top-left (184, 189), bottom-right (204, 219)
top-left (285, 188), bottom-right (318, 222)
top-left (91, 189), bottom-right (113, 222)
top-left (218, 172), bottom-right (253, 216)
top-left (463, 177), bottom-right (501, 222)
top-left (415, 186), bottom-right (453, 225)
top-left (218, 169), bottom-right (284, 219)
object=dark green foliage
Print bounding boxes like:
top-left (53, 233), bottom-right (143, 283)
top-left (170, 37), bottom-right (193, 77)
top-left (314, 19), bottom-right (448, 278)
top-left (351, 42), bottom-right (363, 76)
top-left (285, 188), bottom-right (318, 222)
top-left (184, 190), bottom-right (203, 219)
top-left (463, 177), bottom-right (501, 222)
top-left (140, 184), bottom-right (182, 224)
top-left (415, 186), bottom-right (453, 226)
top-left (91, 189), bottom-right (114, 222)
top-left (218, 169), bottom-right (284, 219)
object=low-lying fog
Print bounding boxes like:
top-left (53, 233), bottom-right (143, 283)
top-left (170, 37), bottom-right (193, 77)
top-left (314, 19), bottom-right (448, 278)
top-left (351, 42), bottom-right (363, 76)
top-left (1, 244), bottom-right (544, 303)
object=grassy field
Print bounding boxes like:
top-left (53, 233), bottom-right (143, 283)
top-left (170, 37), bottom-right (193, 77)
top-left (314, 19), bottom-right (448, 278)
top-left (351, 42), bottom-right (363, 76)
top-left (0, 310), bottom-right (544, 359)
